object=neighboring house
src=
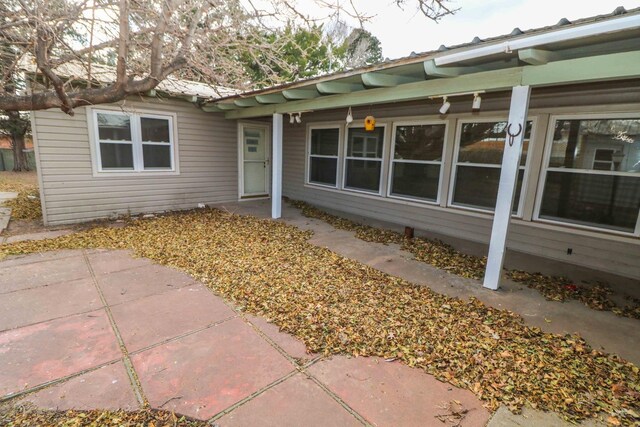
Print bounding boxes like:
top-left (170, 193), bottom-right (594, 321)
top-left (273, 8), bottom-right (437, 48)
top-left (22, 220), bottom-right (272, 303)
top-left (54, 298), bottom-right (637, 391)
top-left (30, 8), bottom-right (640, 287)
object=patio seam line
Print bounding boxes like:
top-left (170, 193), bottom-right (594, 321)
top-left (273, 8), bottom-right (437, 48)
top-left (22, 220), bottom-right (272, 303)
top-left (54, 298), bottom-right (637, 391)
top-left (125, 314), bottom-right (238, 356)
top-left (81, 250), bottom-right (147, 408)
top-left (228, 311), bottom-right (370, 426)
top-left (302, 370), bottom-right (373, 427)
top-left (206, 369), bottom-right (300, 423)
top-left (0, 307), bottom-right (106, 334)
top-left (0, 274), bottom-right (92, 296)
top-left (0, 252), bottom-right (84, 270)
top-left (95, 279), bottom-right (201, 309)
top-left (0, 357), bottom-right (123, 403)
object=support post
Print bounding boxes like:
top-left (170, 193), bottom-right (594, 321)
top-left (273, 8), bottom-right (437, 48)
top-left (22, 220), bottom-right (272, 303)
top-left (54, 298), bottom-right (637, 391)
top-left (271, 113), bottom-right (283, 219)
top-left (483, 85), bottom-right (531, 290)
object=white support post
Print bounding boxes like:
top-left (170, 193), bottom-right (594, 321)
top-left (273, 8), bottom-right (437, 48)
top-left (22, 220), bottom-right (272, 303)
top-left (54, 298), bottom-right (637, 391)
top-left (271, 113), bottom-right (283, 219)
top-left (483, 85), bottom-right (531, 290)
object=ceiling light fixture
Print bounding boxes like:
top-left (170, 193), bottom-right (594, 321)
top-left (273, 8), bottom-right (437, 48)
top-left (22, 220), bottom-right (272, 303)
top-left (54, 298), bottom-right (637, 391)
top-left (439, 96), bottom-right (451, 115)
top-left (472, 92), bottom-right (482, 111)
top-left (295, 113), bottom-right (302, 124)
top-left (289, 113), bottom-right (295, 124)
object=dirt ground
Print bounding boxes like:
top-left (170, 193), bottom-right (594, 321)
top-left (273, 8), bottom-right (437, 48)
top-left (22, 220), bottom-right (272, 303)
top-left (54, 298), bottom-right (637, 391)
top-left (0, 171), bottom-right (38, 189)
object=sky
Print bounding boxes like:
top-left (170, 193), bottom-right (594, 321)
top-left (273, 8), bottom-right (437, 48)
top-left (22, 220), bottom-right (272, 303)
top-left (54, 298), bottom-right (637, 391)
top-left (342, 0), bottom-right (640, 59)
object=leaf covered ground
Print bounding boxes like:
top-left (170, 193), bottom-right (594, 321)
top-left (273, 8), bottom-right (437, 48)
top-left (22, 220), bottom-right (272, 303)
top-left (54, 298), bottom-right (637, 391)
top-left (0, 172), bottom-right (42, 220)
top-left (1, 209), bottom-right (639, 424)
top-left (0, 405), bottom-right (208, 427)
top-left (289, 200), bottom-right (640, 319)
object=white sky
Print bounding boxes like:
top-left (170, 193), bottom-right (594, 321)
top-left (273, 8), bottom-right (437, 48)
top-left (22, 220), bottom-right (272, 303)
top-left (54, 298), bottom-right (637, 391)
top-left (343, 0), bottom-right (640, 59)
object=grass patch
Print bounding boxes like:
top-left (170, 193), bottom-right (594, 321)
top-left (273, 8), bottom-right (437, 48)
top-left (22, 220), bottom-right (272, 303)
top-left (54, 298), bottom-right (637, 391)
top-left (0, 173), bottom-right (41, 220)
top-left (0, 209), bottom-right (638, 423)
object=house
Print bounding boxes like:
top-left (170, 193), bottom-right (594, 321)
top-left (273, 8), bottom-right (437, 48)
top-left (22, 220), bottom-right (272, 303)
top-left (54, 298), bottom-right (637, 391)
top-left (30, 7), bottom-right (640, 288)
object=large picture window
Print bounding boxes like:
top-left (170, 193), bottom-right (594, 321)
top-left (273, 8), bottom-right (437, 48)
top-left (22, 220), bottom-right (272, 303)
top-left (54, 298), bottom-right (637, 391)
top-left (538, 117), bottom-right (640, 233)
top-left (92, 110), bottom-right (176, 172)
top-left (344, 127), bottom-right (385, 193)
top-left (308, 127), bottom-right (340, 186)
top-left (451, 120), bottom-right (532, 213)
top-left (389, 123), bottom-right (446, 201)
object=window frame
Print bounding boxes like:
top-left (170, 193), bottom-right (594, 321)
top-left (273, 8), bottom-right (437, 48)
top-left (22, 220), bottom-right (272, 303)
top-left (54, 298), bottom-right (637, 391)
top-left (88, 107), bottom-right (179, 176)
top-left (305, 123), bottom-right (343, 189)
top-left (386, 120), bottom-right (448, 205)
top-left (342, 123), bottom-right (388, 195)
top-left (533, 112), bottom-right (640, 236)
top-left (447, 116), bottom-right (535, 217)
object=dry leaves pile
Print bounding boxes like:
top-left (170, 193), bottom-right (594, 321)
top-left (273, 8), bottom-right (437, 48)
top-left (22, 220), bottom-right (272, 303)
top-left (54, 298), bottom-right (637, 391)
top-left (3, 187), bottom-right (42, 220)
top-left (0, 174), bottom-right (42, 220)
top-left (0, 405), bottom-right (208, 426)
top-left (289, 200), bottom-right (640, 319)
top-left (1, 209), bottom-right (639, 423)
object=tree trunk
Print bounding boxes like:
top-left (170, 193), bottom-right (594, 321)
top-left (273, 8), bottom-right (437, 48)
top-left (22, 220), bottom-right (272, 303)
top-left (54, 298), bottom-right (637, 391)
top-left (11, 132), bottom-right (29, 171)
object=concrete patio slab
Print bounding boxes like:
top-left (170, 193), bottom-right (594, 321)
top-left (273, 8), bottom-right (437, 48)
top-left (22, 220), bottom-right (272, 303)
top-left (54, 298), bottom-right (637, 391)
top-left (0, 254), bottom-right (90, 294)
top-left (307, 356), bottom-right (491, 427)
top-left (110, 284), bottom-right (236, 351)
top-left (96, 263), bottom-right (197, 305)
top-left (0, 278), bottom-right (101, 331)
top-left (0, 207), bottom-right (11, 234)
top-left (486, 406), bottom-right (603, 427)
top-left (86, 250), bottom-right (153, 276)
top-left (131, 317), bottom-right (294, 420)
top-left (0, 309), bottom-right (121, 398)
top-left (217, 373), bottom-right (363, 427)
top-left (244, 314), bottom-right (314, 361)
top-left (18, 362), bottom-right (139, 411)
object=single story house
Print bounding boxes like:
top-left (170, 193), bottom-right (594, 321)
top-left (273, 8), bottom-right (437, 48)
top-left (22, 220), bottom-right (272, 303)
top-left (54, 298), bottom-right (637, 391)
top-left (29, 7), bottom-right (640, 288)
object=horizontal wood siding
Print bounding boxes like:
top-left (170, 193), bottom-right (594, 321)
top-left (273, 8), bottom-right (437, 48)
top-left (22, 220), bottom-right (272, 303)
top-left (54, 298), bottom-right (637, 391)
top-left (34, 98), bottom-right (238, 225)
top-left (282, 82), bottom-right (640, 279)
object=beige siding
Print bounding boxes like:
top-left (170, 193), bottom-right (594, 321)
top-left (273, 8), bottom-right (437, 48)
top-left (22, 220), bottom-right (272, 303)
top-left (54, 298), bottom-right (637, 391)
top-left (282, 81), bottom-right (640, 280)
top-left (33, 97), bottom-right (238, 225)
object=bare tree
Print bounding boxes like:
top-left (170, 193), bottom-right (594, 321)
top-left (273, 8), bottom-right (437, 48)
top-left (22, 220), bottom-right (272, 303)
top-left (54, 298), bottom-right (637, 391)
top-left (0, 0), bottom-right (455, 115)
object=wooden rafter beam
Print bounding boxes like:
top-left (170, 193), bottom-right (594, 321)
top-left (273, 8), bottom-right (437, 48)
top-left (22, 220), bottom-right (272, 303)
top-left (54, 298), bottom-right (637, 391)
top-left (361, 72), bottom-right (421, 87)
top-left (316, 81), bottom-right (364, 94)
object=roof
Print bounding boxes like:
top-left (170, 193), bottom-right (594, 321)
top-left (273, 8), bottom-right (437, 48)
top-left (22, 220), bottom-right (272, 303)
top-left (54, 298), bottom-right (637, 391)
top-left (205, 6), bottom-right (640, 119)
top-left (23, 59), bottom-right (237, 100)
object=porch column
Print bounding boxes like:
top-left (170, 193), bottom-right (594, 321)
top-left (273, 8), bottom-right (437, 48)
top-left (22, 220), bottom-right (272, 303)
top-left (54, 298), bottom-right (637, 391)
top-left (271, 113), bottom-right (283, 219)
top-left (483, 85), bottom-right (531, 290)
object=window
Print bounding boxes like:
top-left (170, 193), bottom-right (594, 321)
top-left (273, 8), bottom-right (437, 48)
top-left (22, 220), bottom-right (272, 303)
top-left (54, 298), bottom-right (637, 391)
top-left (538, 117), bottom-right (640, 233)
top-left (92, 110), bottom-right (176, 172)
top-left (389, 122), bottom-right (446, 201)
top-left (344, 126), bottom-right (385, 193)
top-left (451, 120), bottom-right (532, 213)
top-left (308, 127), bottom-right (340, 186)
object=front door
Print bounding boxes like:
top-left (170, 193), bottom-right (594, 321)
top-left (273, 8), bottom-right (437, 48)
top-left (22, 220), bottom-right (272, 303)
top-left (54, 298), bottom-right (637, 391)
top-left (240, 124), bottom-right (270, 198)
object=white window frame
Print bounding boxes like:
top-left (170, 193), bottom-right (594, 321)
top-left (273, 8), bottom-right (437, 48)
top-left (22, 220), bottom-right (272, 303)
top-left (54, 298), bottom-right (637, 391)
top-left (88, 107), bottom-right (179, 176)
top-left (305, 123), bottom-right (343, 189)
top-left (448, 117), bottom-right (535, 217)
top-left (342, 123), bottom-right (388, 195)
top-left (387, 120), bottom-right (448, 205)
top-left (533, 112), bottom-right (640, 236)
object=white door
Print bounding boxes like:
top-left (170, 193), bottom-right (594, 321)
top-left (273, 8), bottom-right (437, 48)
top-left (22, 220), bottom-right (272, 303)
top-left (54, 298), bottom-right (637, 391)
top-left (240, 125), bottom-right (270, 197)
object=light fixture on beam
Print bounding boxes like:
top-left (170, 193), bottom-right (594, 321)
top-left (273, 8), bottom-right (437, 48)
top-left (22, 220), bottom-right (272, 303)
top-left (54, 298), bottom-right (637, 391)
top-left (439, 96), bottom-right (450, 115)
top-left (289, 113), bottom-right (295, 124)
top-left (295, 113), bottom-right (302, 124)
top-left (472, 92), bottom-right (482, 111)
top-left (430, 90), bottom-right (486, 114)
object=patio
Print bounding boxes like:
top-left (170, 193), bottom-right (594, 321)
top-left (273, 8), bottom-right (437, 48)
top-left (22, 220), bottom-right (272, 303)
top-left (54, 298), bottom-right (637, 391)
top-left (1, 201), bottom-right (638, 425)
top-left (1, 249), bottom-right (490, 426)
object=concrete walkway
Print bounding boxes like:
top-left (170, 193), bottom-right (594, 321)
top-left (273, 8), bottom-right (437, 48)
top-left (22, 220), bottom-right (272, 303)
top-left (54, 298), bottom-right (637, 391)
top-left (0, 192), bottom-right (17, 234)
top-left (0, 249), bottom-right (491, 426)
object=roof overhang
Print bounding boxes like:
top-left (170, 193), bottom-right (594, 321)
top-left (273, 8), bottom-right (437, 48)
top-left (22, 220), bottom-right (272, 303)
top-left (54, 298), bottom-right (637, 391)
top-left (203, 9), bottom-right (640, 119)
